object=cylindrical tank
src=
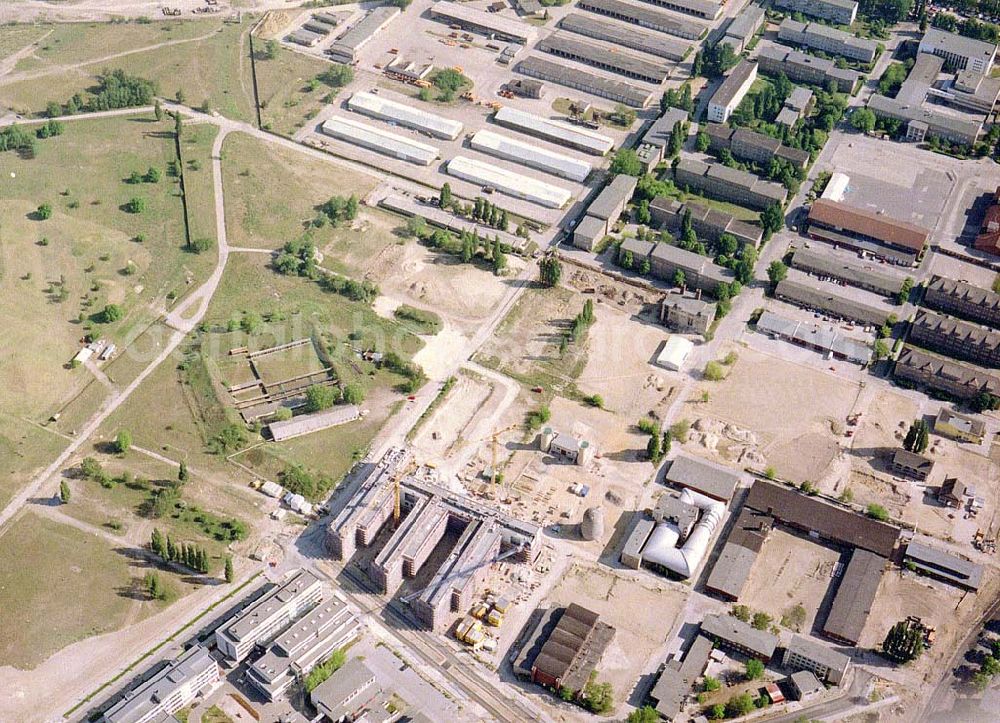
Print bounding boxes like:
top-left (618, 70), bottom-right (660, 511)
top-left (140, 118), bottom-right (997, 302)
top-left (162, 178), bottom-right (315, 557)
top-left (540, 426), bottom-right (555, 452)
top-left (577, 440), bottom-right (594, 466)
top-left (580, 506), bottom-right (605, 541)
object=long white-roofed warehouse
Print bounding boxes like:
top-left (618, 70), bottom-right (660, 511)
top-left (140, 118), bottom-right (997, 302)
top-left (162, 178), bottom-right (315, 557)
top-left (321, 116), bottom-right (440, 166)
top-left (446, 155), bottom-right (573, 208)
top-left (470, 130), bottom-right (592, 182)
top-left (347, 91), bottom-right (464, 140)
top-left (492, 106), bottom-right (614, 155)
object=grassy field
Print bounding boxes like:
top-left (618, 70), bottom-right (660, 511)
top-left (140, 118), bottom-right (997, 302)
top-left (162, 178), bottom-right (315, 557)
top-left (0, 24), bottom-right (50, 61)
top-left (0, 114), bottom-right (213, 422)
top-left (0, 511), bottom-right (165, 669)
top-left (255, 43), bottom-right (337, 136)
top-left (0, 21), bottom-right (253, 122)
top-left (0, 413), bottom-right (69, 510)
top-left (221, 132), bottom-right (377, 249)
top-left (179, 122), bottom-right (220, 247)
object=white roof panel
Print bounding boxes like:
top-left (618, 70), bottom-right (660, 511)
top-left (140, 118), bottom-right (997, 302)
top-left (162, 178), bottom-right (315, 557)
top-left (493, 105), bottom-right (614, 155)
top-left (321, 115), bottom-right (439, 165)
top-left (347, 91), bottom-right (464, 140)
top-left (470, 129), bottom-right (592, 181)
top-left (446, 155), bottom-right (572, 208)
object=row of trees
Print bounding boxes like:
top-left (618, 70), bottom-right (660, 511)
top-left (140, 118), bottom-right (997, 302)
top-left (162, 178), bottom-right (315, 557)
top-left (52, 69), bottom-right (157, 117)
top-left (273, 236), bottom-right (379, 304)
top-left (471, 197), bottom-right (509, 230)
top-left (903, 418), bottom-right (930, 453)
top-left (933, 10), bottom-right (1000, 43)
top-left (150, 528), bottom-right (211, 573)
top-left (303, 382), bottom-right (364, 413)
top-left (882, 618), bottom-right (925, 662)
top-left (660, 84), bottom-right (694, 114)
top-left (408, 217), bottom-right (509, 276)
top-left (318, 194), bottom-right (359, 227)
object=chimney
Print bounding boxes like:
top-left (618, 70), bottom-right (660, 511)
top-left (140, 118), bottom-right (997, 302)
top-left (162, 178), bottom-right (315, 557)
top-left (695, 288), bottom-right (702, 300)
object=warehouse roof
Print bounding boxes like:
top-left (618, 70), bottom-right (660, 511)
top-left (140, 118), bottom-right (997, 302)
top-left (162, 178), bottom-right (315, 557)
top-left (577, 0), bottom-right (706, 39)
top-left (705, 506), bottom-right (773, 599)
top-left (756, 310), bottom-right (873, 363)
top-left (710, 59), bottom-right (757, 110)
top-left (895, 345), bottom-right (1000, 396)
top-left (493, 105), bottom-right (614, 155)
top-left (701, 613), bottom-right (779, 660)
top-left (327, 6), bottom-right (400, 59)
top-left (532, 604), bottom-right (615, 690)
top-left (745, 480), bottom-right (900, 556)
top-left (447, 155), bottom-right (572, 208)
top-left (790, 244), bottom-right (908, 296)
top-left (823, 549), bottom-right (886, 644)
top-left (321, 115), bottom-right (439, 165)
top-left (538, 31), bottom-right (672, 81)
top-left (559, 13), bottom-right (690, 61)
top-left (649, 635), bottom-right (714, 719)
top-left (904, 539), bottom-right (984, 590)
top-left (665, 454), bottom-right (740, 501)
top-left (429, 1), bottom-right (537, 42)
top-left (470, 129), bottom-right (592, 182)
top-left (808, 199), bottom-right (929, 252)
top-left (516, 55), bottom-right (655, 108)
top-left (348, 91), bottom-right (463, 140)
top-left (774, 275), bottom-right (893, 327)
top-left (588, 174), bottom-right (638, 220)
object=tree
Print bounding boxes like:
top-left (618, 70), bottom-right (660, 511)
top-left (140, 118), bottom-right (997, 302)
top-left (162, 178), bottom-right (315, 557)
top-left (145, 166), bottom-right (161, 183)
top-left (703, 675), bottom-right (721, 692)
top-left (439, 182), bottom-right (452, 208)
top-left (36, 203), bottom-right (52, 220)
top-left (726, 693), bottom-right (756, 718)
top-left (767, 260), bottom-right (788, 286)
top-left (263, 39), bottom-right (279, 60)
top-left (125, 196), bottom-right (146, 214)
top-left (582, 676), bottom-right (614, 714)
top-left (672, 269), bottom-right (686, 288)
top-left (342, 383), bottom-right (365, 404)
top-left (319, 64), bottom-right (354, 87)
top-left (627, 707), bottom-right (660, 723)
top-left (539, 256), bottom-right (562, 287)
top-left (145, 571), bottom-right (166, 600)
top-left (761, 203), bottom-right (784, 236)
top-left (151, 528), bottom-right (166, 558)
top-left (882, 619), bottom-right (924, 663)
top-left (873, 338), bottom-right (889, 361)
top-left (647, 433), bottom-right (663, 463)
top-left (731, 604), bottom-right (752, 622)
top-left (704, 361), bottom-right (725, 381)
top-left (620, 249), bottom-right (634, 270)
top-left (850, 108), bottom-right (877, 134)
top-left (305, 384), bottom-right (339, 412)
top-left (610, 148), bottom-right (642, 176)
top-left (492, 242), bottom-right (507, 275)
top-left (695, 130), bottom-right (710, 152)
top-left (178, 461), bottom-right (188, 482)
top-left (745, 658), bottom-right (765, 680)
top-left (973, 392), bottom-right (1000, 412)
top-left (667, 120), bottom-right (685, 157)
top-left (904, 419), bottom-right (929, 453)
top-left (154, 99), bottom-right (163, 121)
top-left (59, 480), bottom-right (71, 504)
top-left (751, 612), bottom-right (772, 631)
top-left (405, 215), bottom-right (428, 239)
top-left (897, 277), bottom-right (914, 305)
top-left (174, 111), bottom-right (183, 140)
top-left (224, 556), bottom-right (234, 583)
top-left (867, 503), bottom-right (890, 521)
top-left (115, 429), bottom-right (132, 455)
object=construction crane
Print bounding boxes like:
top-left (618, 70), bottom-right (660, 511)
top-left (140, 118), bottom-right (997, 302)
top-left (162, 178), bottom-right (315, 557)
top-left (400, 543), bottom-right (525, 605)
top-left (390, 458), bottom-right (417, 528)
top-left (470, 424), bottom-right (519, 497)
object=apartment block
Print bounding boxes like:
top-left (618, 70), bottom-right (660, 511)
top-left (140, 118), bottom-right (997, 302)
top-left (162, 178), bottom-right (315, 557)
top-left (773, 0), bottom-right (858, 25)
top-left (708, 59), bottom-right (757, 123)
top-left (674, 157), bottom-right (788, 209)
top-left (650, 196), bottom-right (763, 248)
top-left (215, 569), bottom-right (324, 661)
top-left (782, 635), bottom-right (851, 685)
top-left (757, 43), bottom-right (860, 93)
top-left (722, 3), bottom-right (765, 53)
top-left (102, 646), bottom-right (219, 723)
top-left (923, 276), bottom-right (1000, 329)
top-left (909, 309), bottom-right (1000, 368)
top-left (894, 345), bottom-right (1000, 401)
top-left (660, 292), bottom-right (717, 336)
top-left (778, 18), bottom-right (878, 64)
top-left (704, 123), bottom-right (811, 169)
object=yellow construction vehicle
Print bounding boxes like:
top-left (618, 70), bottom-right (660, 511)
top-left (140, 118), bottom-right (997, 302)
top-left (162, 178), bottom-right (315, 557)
top-left (486, 608), bottom-right (504, 627)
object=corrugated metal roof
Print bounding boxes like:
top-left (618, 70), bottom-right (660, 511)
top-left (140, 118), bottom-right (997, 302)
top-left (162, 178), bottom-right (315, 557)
top-left (446, 155), bottom-right (572, 208)
top-left (470, 129), bottom-right (592, 182)
top-left (493, 105), bottom-right (614, 155)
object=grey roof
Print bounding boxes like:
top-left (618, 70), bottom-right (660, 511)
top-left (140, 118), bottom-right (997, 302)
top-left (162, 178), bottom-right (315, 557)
top-left (911, 309), bottom-right (1000, 361)
top-left (429, 1), bottom-right (537, 42)
top-left (310, 657), bottom-right (377, 718)
top-left (219, 569), bottom-right (322, 644)
top-left (643, 107), bottom-right (691, 148)
top-left (706, 541), bottom-right (759, 599)
top-left (724, 4), bottom-right (766, 43)
top-left (757, 310), bottom-right (872, 363)
top-left (895, 345), bottom-right (1000, 397)
top-left (784, 635), bottom-right (851, 675)
top-left (711, 59), bottom-right (757, 110)
top-left (649, 635), bottom-right (714, 718)
top-left (775, 107), bottom-right (801, 126)
top-left (904, 539), bottom-right (984, 590)
top-left (537, 31), bottom-right (672, 82)
top-left (327, 6), bottom-right (400, 61)
top-left (650, 242), bottom-right (735, 286)
top-left (665, 454), bottom-right (740, 501)
top-left (560, 13), bottom-right (691, 61)
top-left (823, 549), bottom-right (886, 644)
top-left (622, 515), bottom-right (656, 560)
top-left (269, 404), bottom-right (361, 441)
top-left (790, 244), bottom-right (908, 296)
top-left (866, 93), bottom-right (983, 144)
top-left (779, 18), bottom-right (879, 58)
top-left (620, 236), bottom-right (656, 258)
top-left (790, 669), bottom-right (825, 697)
top-left (787, 87), bottom-right (814, 110)
top-left (516, 55), bottom-right (655, 108)
top-left (102, 646), bottom-right (216, 723)
top-left (701, 613), bottom-right (779, 660)
top-left (676, 157), bottom-right (788, 204)
top-left (588, 174), bottom-right (638, 220)
top-left (662, 293), bottom-right (715, 317)
top-left (493, 105), bottom-right (614, 156)
top-left (920, 27), bottom-right (998, 66)
top-left (575, 214), bottom-right (607, 242)
top-left (935, 408), bottom-right (986, 437)
top-left (758, 42), bottom-right (860, 88)
top-left (578, 0), bottom-right (706, 39)
top-left (925, 275), bottom-right (1000, 324)
top-left (774, 276), bottom-right (893, 327)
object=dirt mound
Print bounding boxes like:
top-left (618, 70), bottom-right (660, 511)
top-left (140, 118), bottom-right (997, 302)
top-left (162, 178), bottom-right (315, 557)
top-left (256, 11), bottom-right (294, 40)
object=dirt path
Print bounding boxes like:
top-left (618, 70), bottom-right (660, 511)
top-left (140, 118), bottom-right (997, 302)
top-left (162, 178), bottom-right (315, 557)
top-left (0, 27), bottom-right (53, 77)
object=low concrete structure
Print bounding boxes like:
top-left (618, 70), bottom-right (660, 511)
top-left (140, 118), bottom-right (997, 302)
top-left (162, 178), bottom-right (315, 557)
top-left (788, 669), bottom-right (826, 701)
top-left (516, 56), bottom-right (655, 108)
top-left (576, 174), bottom-right (638, 244)
top-left (268, 405), bottom-right (361, 441)
top-left (310, 657), bottom-right (380, 722)
top-left (756, 310), bottom-right (873, 364)
top-left (789, 244), bottom-right (908, 297)
top-left (656, 335), bottom-right (694, 371)
top-left (541, 427), bottom-right (595, 466)
top-left (577, 0), bottom-right (706, 40)
top-left (429, 1), bottom-right (537, 44)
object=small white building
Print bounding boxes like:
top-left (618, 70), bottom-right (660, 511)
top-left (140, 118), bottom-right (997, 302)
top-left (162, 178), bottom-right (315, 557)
top-left (261, 480), bottom-right (285, 498)
top-left (73, 347), bottom-right (94, 364)
top-left (540, 427), bottom-right (594, 466)
top-left (656, 336), bottom-right (694, 371)
top-left (282, 492), bottom-right (314, 516)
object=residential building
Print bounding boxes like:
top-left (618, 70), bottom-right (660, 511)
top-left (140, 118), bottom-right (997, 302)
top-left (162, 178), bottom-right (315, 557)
top-left (806, 198), bottom-right (929, 264)
top-left (648, 635), bottom-right (714, 719)
top-left (789, 244), bottom-right (908, 297)
top-left (774, 274), bottom-right (894, 327)
top-left (309, 658), bottom-right (379, 723)
top-left (756, 310), bottom-right (873, 364)
top-left (664, 453), bottom-right (740, 502)
top-left (934, 408), bottom-right (986, 444)
top-left (722, 4), bottom-right (766, 53)
top-left (822, 549), bottom-right (887, 644)
top-left (923, 276), bottom-right (1000, 328)
top-left (908, 309), bottom-right (1000, 368)
top-left (904, 540), bottom-right (984, 591)
top-left (778, 18), bottom-right (878, 64)
top-left (215, 569), bottom-right (324, 662)
top-left (643, 241), bottom-right (735, 294)
top-left (919, 27), bottom-right (997, 74)
top-left (782, 635), bottom-right (851, 685)
top-left (674, 157), bottom-right (788, 209)
top-left (247, 595), bottom-right (361, 701)
top-left (660, 292), bottom-right (717, 336)
top-left (649, 196), bottom-right (763, 248)
top-left (776, 86), bottom-right (814, 127)
top-left (704, 123), bottom-right (811, 169)
top-left (518, 604), bottom-right (616, 692)
top-left (894, 345), bottom-right (1000, 401)
top-left (574, 174), bottom-right (638, 250)
top-left (974, 186), bottom-right (1000, 255)
top-left (773, 0), bottom-right (858, 25)
top-left (938, 476), bottom-right (969, 508)
top-left (757, 43), bottom-right (860, 93)
top-left (708, 59), bottom-right (758, 123)
top-left (700, 613), bottom-right (779, 662)
top-left (889, 448), bottom-right (935, 481)
top-left (102, 646), bottom-right (219, 723)
top-left (788, 670), bottom-right (826, 701)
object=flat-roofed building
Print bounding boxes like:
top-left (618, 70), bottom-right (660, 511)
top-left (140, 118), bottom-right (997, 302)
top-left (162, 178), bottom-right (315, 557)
top-left (790, 244), bottom-right (908, 297)
top-left (778, 18), bottom-right (879, 64)
top-left (309, 657), bottom-right (379, 723)
top-left (756, 310), bottom-right (873, 364)
top-left (789, 670), bottom-right (826, 700)
top-left (708, 59), bottom-right (758, 123)
top-left (919, 27), bottom-right (997, 74)
top-left (429, 1), bottom-right (537, 44)
top-left (823, 549), bottom-right (886, 644)
top-left (645, 241), bottom-right (736, 294)
top-left (704, 123), bottom-right (811, 169)
top-left (347, 91), bottom-right (463, 140)
top-left (909, 309), bottom-right (1000, 368)
top-left (923, 276), bottom-right (1000, 329)
top-left (326, 6), bottom-right (400, 63)
top-left (634, 0), bottom-right (722, 20)
top-left (559, 12), bottom-right (691, 61)
top-left (660, 292), bottom-right (717, 336)
top-left (867, 92), bottom-right (984, 146)
top-left (516, 55), bottom-right (655, 108)
top-left (446, 155), bottom-right (572, 209)
top-left (757, 43), bottom-right (860, 93)
top-left (246, 595), bottom-right (361, 701)
top-left (215, 569), bottom-right (324, 662)
top-left (674, 157), bottom-right (787, 209)
top-left (648, 635), bottom-right (714, 719)
top-left (701, 613), bottom-right (778, 662)
top-left (774, 275), bottom-right (894, 327)
top-left (705, 506), bottom-right (772, 601)
top-left (782, 635), bottom-right (851, 684)
top-left (650, 196), bottom-right (763, 248)
top-left (493, 105), bottom-right (614, 156)
top-left (321, 116), bottom-right (439, 166)
top-left (573, 215), bottom-right (608, 251)
top-left (773, 0), bottom-right (858, 25)
top-left (934, 408), bottom-right (986, 444)
top-left (894, 344), bottom-right (1000, 401)
top-left (777, 86), bottom-right (814, 127)
top-left (470, 129), bottom-right (592, 182)
top-left (288, 29), bottom-right (324, 47)
top-left (577, 0), bottom-right (706, 39)
top-left (621, 514), bottom-right (656, 568)
top-left (537, 31), bottom-right (672, 83)
top-left (806, 198), bottom-right (928, 264)
top-left (664, 453), bottom-right (740, 502)
top-left (641, 106), bottom-right (691, 152)
top-left (904, 539), bottom-right (984, 591)
top-left (722, 4), bottom-right (765, 53)
top-left (102, 646), bottom-right (219, 723)
top-left (584, 173), bottom-right (638, 233)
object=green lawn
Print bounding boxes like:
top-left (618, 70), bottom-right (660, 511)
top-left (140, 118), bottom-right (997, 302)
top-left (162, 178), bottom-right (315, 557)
top-left (179, 122), bottom-right (220, 247)
top-left (0, 24), bottom-right (51, 61)
top-left (0, 413), bottom-right (69, 511)
top-left (255, 43), bottom-right (338, 136)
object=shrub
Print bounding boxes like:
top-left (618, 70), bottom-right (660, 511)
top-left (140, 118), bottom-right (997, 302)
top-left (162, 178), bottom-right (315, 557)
top-left (703, 361), bottom-right (725, 381)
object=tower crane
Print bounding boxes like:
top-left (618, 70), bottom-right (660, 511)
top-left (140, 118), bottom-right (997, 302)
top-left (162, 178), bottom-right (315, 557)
top-left (390, 458), bottom-right (417, 528)
top-left (470, 423), bottom-right (519, 498)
